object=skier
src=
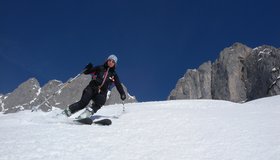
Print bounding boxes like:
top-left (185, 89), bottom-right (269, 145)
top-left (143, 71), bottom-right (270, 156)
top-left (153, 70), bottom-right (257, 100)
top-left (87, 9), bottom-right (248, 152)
top-left (62, 54), bottom-right (126, 119)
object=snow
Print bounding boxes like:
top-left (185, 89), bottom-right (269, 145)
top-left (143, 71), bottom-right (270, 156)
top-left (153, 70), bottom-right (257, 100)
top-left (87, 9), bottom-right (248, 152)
top-left (253, 47), bottom-right (261, 51)
top-left (1, 96), bottom-right (280, 160)
top-left (57, 90), bottom-right (62, 94)
top-left (36, 88), bottom-right (41, 96)
top-left (107, 91), bottom-right (111, 100)
top-left (30, 98), bottom-right (37, 104)
top-left (258, 48), bottom-right (272, 56)
top-left (127, 93), bottom-right (136, 100)
top-left (272, 67), bottom-right (277, 72)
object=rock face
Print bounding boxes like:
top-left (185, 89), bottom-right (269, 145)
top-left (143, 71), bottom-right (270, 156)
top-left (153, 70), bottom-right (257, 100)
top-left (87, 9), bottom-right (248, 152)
top-left (105, 84), bottom-right (137, 105)
top-left (2, 78), bottom-right (41, 113)
top-left (169, 43), bottom-right (280, 102)
top-left (0, 94), bottom-right (3, 112)
top-left (245, 45), bottom-right (280, 101)
top-left (211, 43), bottom-right (252, 102)
top-left (168, 61), bottom-right (212, 100)
top-left (1, 74), bottom-right (137, 113)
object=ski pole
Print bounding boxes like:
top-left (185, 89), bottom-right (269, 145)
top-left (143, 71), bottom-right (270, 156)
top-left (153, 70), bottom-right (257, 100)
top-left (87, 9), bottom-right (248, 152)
top-left (31, 69), bottom-right (85, 112)
top-left (122, 101), bottom-right (125, 112)
top-left (112, 101), bottom-right (126, 119)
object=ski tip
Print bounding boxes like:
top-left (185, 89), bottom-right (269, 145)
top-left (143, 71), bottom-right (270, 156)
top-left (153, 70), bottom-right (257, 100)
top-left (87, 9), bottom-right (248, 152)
top-left (75, 118), bottom-right (93, 125)
top-left (93, 119), bottom-right (112, 125)
top-left (74, 118), bottom-right (112, 126)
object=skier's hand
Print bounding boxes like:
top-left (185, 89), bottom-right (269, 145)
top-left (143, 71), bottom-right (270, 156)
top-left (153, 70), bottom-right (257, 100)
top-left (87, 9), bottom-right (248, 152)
top-left (121, 94), bottom-right (126, 101)
top-left (83, 63), bottom-right (93, 73)
top-left (85, 63), bottom-right (93, 70)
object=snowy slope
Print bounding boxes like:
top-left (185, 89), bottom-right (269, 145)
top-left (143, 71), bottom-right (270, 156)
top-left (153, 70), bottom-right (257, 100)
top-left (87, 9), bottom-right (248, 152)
top-left (1, 96), bottom-right (280, 160)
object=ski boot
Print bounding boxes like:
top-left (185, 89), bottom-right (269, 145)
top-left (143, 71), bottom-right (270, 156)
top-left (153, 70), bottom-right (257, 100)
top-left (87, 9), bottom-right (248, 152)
top-left (76, 107), bottom-right (94, 120)
top-left (62, 107), bottom-right (72, 117)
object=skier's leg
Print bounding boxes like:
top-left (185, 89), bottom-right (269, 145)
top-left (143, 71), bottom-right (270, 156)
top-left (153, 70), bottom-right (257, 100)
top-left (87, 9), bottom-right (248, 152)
top-left (67, 85), bottom-right (95, 115)
top-left (91, 94), bottom-right (106, 113)
top-left (75, 94), bottom-right (106, 119)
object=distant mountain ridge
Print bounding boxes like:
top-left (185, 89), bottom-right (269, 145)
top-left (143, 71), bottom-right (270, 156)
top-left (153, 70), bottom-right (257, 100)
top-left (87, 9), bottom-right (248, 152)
top-left (0, 74), bottom-right (137, 113)
top-left (169, 42), bottom-right (280, 102)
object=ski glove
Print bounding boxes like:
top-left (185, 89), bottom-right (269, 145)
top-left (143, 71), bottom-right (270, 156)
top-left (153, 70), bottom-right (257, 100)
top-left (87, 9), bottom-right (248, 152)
top-left (83, 63), bottom-right (93, 73)
top-left (121, 94), bottom-right (126, 101)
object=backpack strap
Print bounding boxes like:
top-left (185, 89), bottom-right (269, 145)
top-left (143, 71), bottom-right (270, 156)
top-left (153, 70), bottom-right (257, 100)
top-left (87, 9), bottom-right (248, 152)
top-left (98, 67), bottom-right (110, 93)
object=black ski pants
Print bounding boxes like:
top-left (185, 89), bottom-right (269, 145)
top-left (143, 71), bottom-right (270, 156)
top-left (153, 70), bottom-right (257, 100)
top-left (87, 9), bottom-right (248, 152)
top-left (69, 85), bottom-right (106, 114)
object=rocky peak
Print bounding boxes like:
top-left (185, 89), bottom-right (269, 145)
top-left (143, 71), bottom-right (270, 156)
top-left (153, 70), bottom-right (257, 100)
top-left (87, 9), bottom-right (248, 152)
top-left (211, 43), bottom-right (252, 102)
top-left (245, 45), bottom-right (280, 101)
top-left (168, 61), bottom-right (212, 100)
top-left (169, 42), bottom-right (280, 103)
top-left (2, 75), bottom-right (137, 113)
top-left (0, 94), bottom-right (4, 112)
top-left (2, 78), bottom-right (41, 113)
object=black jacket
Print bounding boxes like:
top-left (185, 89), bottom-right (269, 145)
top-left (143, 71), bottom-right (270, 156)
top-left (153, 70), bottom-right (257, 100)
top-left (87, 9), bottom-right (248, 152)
top-left (84, 63), bottom-right (125, 96)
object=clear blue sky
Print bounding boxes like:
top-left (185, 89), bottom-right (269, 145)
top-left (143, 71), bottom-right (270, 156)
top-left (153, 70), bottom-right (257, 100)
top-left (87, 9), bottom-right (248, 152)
top-left (0, 0), bottom-right (279, 102)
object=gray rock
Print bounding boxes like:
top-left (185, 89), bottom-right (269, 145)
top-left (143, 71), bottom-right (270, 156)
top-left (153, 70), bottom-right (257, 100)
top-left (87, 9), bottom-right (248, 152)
top-left (245, 45), bottom-right (280, 100)
top-left (27, 74), bottom-right (92, 112)
top-left (47, 74), bottom-right (91, 110)
top-left (3, 78), bottom-right (40, 113)
top-left (0, 94), bottom-right (4, 112)
top-left (169, 42), bottom-right (280, 103)
top-left (211, 42), bottom-right (251, 102)
top-left (37, 79), bottom-right (64, 111)
top-left (105, 84), bottom-right (137, 105)
top-left (168, 61), bottom-right (212, 100)
top-left (2, 74), bottom-right (137, 113)
top-left (267, 67), bottom-right (280, 96)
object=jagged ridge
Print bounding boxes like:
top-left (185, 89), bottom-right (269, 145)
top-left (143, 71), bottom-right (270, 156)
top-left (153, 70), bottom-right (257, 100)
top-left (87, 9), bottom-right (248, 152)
top-left (168, 42), bottom-right (280, 102)
top-left (1, 74), bottom-right (137, 113)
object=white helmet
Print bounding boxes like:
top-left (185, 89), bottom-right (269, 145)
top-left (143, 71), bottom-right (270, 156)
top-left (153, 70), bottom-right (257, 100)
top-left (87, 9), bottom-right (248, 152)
top-left (107, 54), bottom-right (118, 64)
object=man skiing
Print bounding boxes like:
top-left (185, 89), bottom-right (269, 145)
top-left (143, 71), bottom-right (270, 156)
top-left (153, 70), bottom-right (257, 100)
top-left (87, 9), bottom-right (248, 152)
top-left (62, 54), bottom-right (126, 119)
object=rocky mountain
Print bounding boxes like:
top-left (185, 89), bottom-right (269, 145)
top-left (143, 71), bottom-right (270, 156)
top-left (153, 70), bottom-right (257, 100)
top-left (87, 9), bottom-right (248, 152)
top-left (105, 85), bottom-right (137, 105)
top-left (1, 74), bottom-right (137, 114)
top-left (0, 94), bottom-right (4, 112)
top-left (169, 42), bottom-right (280, 102)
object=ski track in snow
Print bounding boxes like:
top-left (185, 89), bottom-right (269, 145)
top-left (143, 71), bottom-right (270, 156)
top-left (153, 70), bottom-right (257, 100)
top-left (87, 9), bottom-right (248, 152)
top-left (1, 96), bottom-right (280, 160)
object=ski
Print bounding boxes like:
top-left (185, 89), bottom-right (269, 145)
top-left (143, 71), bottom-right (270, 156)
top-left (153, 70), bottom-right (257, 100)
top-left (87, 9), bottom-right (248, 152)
top-left (74, 118), bottom-right (112, 126)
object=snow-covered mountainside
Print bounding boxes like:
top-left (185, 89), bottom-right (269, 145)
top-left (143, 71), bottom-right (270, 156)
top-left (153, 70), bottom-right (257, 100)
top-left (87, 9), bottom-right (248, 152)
top-left (1, 96), bottom-right (280, 160)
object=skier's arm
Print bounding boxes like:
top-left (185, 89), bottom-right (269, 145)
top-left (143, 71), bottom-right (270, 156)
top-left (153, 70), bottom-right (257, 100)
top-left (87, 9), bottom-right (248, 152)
top-left (114, 74), bottom-right (126, 100)
top-left (83, 63), bottom-right (99, 75)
